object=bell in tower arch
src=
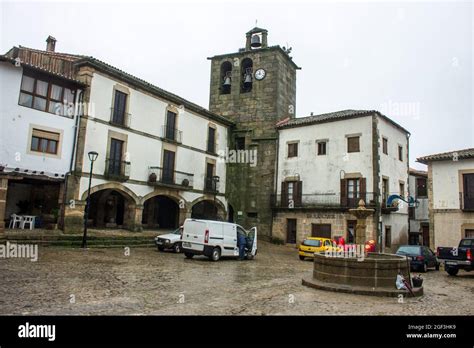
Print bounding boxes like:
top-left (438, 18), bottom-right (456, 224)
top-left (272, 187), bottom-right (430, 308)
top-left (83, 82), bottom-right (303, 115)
top-left (250, 34), bottom-right (261, 48)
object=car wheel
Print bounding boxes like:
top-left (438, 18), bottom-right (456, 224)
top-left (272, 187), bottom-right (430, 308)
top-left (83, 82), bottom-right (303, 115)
top-left (210, 247), bottom-right (221, 262)
top-left (299, 256), bottom-right (305, 261)
top-left (184, 252), bottom-right (194, 259)
top-left (158, 246), bottom-right (165, 252)
top-left (446, 267), bottom-right (459, 276)
top-left (173, 243), bottom-right (182, 253)
top-left (435, 263), bottom-right (440, 271)
top-left (422, 263), bottom-right (428, 273)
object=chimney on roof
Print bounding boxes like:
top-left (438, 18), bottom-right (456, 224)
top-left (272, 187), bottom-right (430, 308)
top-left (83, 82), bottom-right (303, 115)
top-left (46, 35), bottom-right (56, 52)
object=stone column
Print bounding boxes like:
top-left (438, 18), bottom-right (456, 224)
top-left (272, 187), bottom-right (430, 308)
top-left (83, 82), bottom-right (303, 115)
top-left (126, 204), bottom-right (143, 232)
top-left (349, 200), bottom-right (375, 246)
top-left (179, 205), bottom-right (190, 226)
top-left (245, 33), bottom-right (251, 51)
top-left (355, 218), bottom-right (367, 246)
top-left (63, 200), bottom-right (86, 234)
top-left (0, 178), bottom-right (8, 236)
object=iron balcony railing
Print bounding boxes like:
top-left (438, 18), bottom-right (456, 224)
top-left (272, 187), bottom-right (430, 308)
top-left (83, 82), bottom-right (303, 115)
top-left (148, 166), bottom-right (194, 188)
top-left (161, 125), bottom-right (182, 143)
top-left (460, 192), bottom-right (474, 211)
top-left (204, 177), bottom-right (219, 192)
top-left (271, 192), bottom-right (377, 209)
top-left (110, 107), bottom-right (131, 128)
top-left (105, 159), bottom-right (131, 181)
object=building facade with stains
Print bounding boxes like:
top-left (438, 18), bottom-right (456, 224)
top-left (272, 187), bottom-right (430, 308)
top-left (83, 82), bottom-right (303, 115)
top-left (272, 110), bottom-right (410, 253)
top-left (0, 38), bottom-right (84, 233)
top-left (417, 149), bottom-right (474, 249)
top-left (0, 37), bottom-right (233, 235)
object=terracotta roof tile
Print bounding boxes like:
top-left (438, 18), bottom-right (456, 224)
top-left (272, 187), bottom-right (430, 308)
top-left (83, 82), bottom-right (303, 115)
top-left (276, 109), bottom-right (410, 134)
top-left (417, 148), bottom-right (474, 164)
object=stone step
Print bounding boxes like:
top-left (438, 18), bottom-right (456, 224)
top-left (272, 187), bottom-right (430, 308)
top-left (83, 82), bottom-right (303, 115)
top-left (3, 237), bottom-right (156, 248)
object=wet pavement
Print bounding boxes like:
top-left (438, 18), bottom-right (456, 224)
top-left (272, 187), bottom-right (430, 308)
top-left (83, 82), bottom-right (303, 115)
top-left (0, 241), bottom-right (473, 315)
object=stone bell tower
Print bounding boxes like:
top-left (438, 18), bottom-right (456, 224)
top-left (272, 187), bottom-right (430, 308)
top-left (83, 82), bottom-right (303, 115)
top-left (208, 27), bottom-right (300, 238)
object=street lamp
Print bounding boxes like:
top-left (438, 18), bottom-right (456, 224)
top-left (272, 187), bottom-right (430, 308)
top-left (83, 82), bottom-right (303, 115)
top-left (212, 175), bottom-right (220, 220)
top-left (82, 151), bottom-right (98, 248)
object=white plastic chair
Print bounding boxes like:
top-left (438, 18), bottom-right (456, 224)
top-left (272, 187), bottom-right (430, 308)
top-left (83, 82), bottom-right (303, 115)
top-left (9, 214), bottom-right (23, 229)
top-left (21, 216), bottom-right (35, 230)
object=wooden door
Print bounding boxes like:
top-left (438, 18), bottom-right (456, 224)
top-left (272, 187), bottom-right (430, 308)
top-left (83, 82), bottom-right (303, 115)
top-left (109, 139), bottom-right (123, 175)
top-left (463, 174), bottom-right (474, 210)
top-left (422, 224), bottom-right (430, 246)
top-left (162, 150), bottom-right (175, 184)
top-left (287, 219), bottom-right (297, 244)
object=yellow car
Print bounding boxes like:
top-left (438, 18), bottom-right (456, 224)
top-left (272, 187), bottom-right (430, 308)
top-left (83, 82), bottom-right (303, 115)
top-left (299, 237), bottom-right (338, 260)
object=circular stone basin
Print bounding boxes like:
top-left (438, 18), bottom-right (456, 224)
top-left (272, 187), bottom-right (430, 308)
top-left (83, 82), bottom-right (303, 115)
top-left (302, 252), bottom-right (423, 297)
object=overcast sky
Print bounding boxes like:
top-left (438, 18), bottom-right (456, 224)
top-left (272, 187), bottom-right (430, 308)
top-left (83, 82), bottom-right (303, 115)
top-left (1, 0), bottom-right (472, 169)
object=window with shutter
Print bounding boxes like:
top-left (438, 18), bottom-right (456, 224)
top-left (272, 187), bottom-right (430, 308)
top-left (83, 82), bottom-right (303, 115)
top-left (281, 182), bottom-right (289, 207)
top-left (385, 226), bottom-right (392, 248)
top-left (340, 179), bottom-right (347, 207)
top-left (295, 181), bottom-right (303, 206)
top-left (317, 141), bottom-right (327, 155)
top-left (347, 136), bottom-right (360, 153)
top-left (399, 182), bottom-right (405, 196)
top-left (288, 143), bottom-right (298, 157)
top-left (398, 145), bottom-right (403, 161)
top-left (463, 174), bottom-right (474, 210)
top-left (112, 90), bottom-right (127, 125)
top-left (207, 127), bottom-right (216, 153)
top-left (416, 177), bottom-right (427, 197)
top-left (165, 111), bottom-right (177, 141)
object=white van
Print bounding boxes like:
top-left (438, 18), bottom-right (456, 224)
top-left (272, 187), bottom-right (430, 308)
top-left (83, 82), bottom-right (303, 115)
top-left (181, 218), bottom-right (257, 261)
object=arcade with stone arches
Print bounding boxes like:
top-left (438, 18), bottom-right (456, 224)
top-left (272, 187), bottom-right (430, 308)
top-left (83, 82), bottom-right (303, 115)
top-left (79, 183), bottom-right (227, 232)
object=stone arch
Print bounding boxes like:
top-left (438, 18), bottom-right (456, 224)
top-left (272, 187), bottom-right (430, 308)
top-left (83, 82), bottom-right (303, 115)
top-left (140, 189), bottom-right (188, 229)
top-left (85, 184), bottom-right (142, 231)
top-left (220, 60), bottom-right (233, 95)
top-left (140, 189), bottom-right (185, 207)
top-left (241, 57), bottom-right (253, 93)
top-left (190, 196), bottom-right (227, 221)
top-left (81, 182), bottom-right (140, 205)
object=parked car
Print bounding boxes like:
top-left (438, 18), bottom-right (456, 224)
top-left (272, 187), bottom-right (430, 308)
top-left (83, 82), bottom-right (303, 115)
top-left (155, 227), bottom-right (183, 253)
top-left (298, 237), bottom-right (337, 260)
top-left (181, 219), bottom-right (257, 261)
top-left (437, 238), bottom-right (474, 276)
top-left (396, 245), bottom-right (440, 272)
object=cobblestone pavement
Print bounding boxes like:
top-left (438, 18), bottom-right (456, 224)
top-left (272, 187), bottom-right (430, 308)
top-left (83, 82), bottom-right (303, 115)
top-left (0, 241), bottom-right (473, 315)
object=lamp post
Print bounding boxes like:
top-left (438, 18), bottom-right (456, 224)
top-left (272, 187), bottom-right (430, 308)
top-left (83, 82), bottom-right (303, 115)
top-left (212, 175), bottom-right (220, 220)
top-left (82, 151), bottom-right (98, 248)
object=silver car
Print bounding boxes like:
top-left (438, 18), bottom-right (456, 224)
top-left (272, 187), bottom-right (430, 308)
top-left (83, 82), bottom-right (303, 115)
top-left (155, 227), bottom-right (183, 253)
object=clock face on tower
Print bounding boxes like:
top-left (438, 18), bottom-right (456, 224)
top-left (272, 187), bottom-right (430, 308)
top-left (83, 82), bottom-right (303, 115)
top-left (254, 68), bottom-right (266, 80)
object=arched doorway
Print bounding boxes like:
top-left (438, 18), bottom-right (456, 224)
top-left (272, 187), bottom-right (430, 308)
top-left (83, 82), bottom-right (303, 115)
top-left (142, 195), bottom-right (179, 229)
top-left (228, 203), bottom-right (235, 222)
top-left (191, 200), bottom-right (222, 221)
top-left (89, 189), bottom-right (132, 228)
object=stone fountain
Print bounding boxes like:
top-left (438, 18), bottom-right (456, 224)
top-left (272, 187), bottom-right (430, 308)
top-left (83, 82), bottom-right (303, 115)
top-left (349, 199), bottom-right (375, 245)
top-left (302, 199), bottom-right (423, 297)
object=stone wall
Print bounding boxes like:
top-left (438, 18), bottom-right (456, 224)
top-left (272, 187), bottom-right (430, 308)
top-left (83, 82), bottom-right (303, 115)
top-left (209, 47), bottom-right (298, 236)
top-left (271, 209), bottom-right (376, 246)
top-left (432, 210), bottom-right (474, 248)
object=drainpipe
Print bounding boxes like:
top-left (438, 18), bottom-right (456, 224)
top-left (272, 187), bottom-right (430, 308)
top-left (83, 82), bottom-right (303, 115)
top-left (61, 89), bottom-right (84, 229)
top-left (406, 132), bottom-right (411, 244)
top-left (271, 130), bottom-right (280, 239)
